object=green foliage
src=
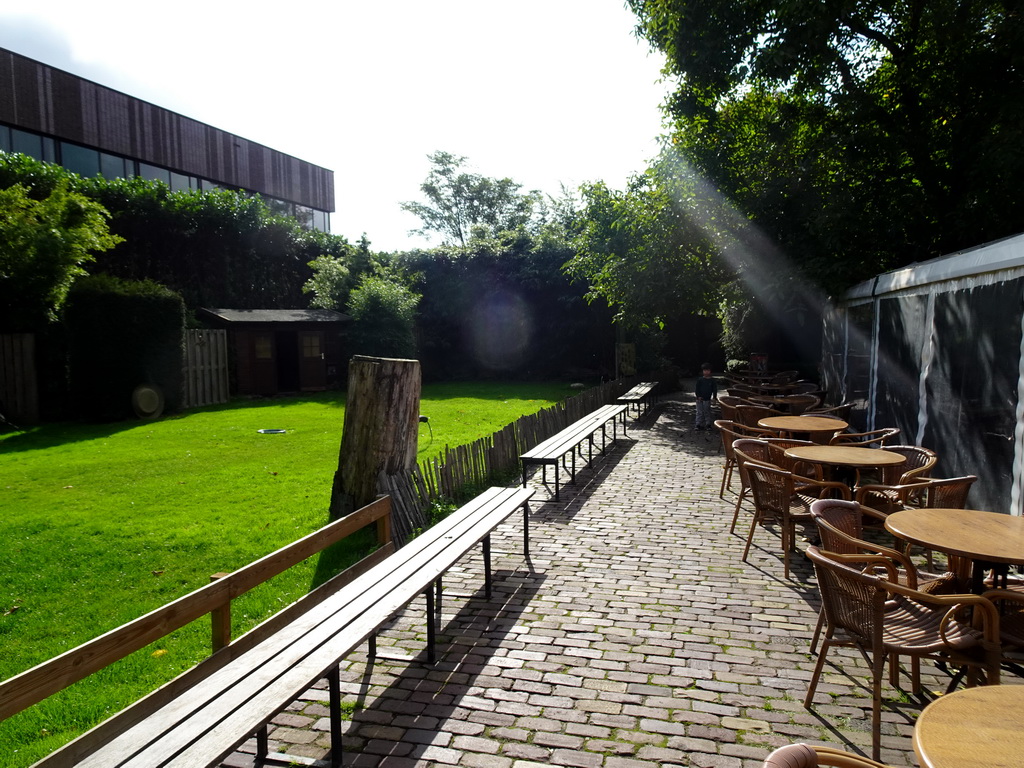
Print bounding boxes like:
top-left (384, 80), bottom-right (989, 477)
top-left (566, 151), bottom-right (731, 330)
top-left (345, 274), bottom-right (420, 359)
top-left (63, 274), bottom-right (185, 420)
top-left (0, 179), bottom-right (122, 331)
top-left (401, 151), bottom-right (541, 245)
top-left (303, 254), bottom-right (351, 310)
top-left (397, 225), bottom-right (614, 380)
top-left (0, 151), bottom-right (359, 312)
top-left (629, 0), bottom-right (1024, 288)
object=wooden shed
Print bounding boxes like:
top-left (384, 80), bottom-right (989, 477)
top-left (198, 308), bottom-right (350, 396)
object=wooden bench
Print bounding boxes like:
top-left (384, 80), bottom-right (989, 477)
top-left (520, 403), bottom-right (628, 501)
top-left (3, 486), bottom-right (533, 768)
top-left (616, 381), bottom-right (658, 418)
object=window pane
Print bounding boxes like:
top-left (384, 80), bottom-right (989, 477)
top-left (61, 142), bottom-right (101, 177)
top-left (0, 125), bottom-right (11, 153)
top-left (169, 171), bottom-right (190, 192)
top-left (302, 334), bottom-right (321, 358)
top-left (12, 129), bottom-right (42, 160)
top-left (139, 162), bottom-right (171, 186)
top-left (100, 152), bottom-right (126, 179)
top-left (254, 334), bottom-right (273, 360)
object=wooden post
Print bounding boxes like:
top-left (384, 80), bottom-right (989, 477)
top-left (209, 572), bottom-right (231, 652)
top-left (330, 356), bottom-right (421, 520)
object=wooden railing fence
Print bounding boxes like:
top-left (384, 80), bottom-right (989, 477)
top-left (0, 496), bottom-right (393, 724)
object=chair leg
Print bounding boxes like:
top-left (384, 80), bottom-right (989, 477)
top-left (809, 608), bottom-right (825, 655)
top-left (730, 488), bottom-right (748, 534)
top-left (871, 649), bottom-right (885, 762)
top-left (804, 630), bottom-right (834, 707)
top-left (741, 508), bottom-right (761, 563)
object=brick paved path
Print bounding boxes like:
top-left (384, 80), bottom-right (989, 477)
top-left (225, 393), bottom-right (1000, 767)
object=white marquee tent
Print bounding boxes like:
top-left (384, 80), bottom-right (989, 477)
top-left (821, 232), bottom-right (1024, 516)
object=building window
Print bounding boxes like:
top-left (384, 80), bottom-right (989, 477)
top-left (254, 334), bottom-right (273, 360)
top-left (12, 129), bottom-right (55, 163)
top-left (302, 334), bottom-right (322, 359)
top-left (100, 152), bottom-right (127, 178)
top-left (0, 125), bottom-right (11, 152)
top-left (139, 162), bottom-right (171, 186)
top-left (61, 142), bottom-right (101, 177)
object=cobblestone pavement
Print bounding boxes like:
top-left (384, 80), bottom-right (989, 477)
top-left (223, 393), bottom-right (1014, 767)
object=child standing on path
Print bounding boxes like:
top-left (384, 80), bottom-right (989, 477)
top-left (694, 363), bottom-right (718, 430)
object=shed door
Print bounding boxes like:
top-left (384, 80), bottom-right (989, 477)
top-left (299, 331), bottom-right (327, 391)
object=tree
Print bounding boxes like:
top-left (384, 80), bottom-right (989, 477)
top-left (0, 180), bottom-right (122, 331)
top-left (346, 274), bottom-right (420, 359)
top-left (565, 151), bottom-right (731, 330)
top-left (401, 151), bottom-right (540, 246)
top-left (629, 0), bottom-right (1024, 282)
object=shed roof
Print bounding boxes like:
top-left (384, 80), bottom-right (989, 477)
top-left (199, 308), bottom-right (351, 324)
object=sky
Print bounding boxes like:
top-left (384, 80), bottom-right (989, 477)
top-left (0, 1), bottom-right (672, 252)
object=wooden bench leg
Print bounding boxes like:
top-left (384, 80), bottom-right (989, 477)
top-left (368, 632), bottom-right (376, 660)
top-left (523, 502), bottom-right (530, 560)
top-left (257, 724), bottom-right (269, 763)
top-left (328, 666), bottom-right (343, 768)
top-left (483, 534), bottom-right (492, 599)
top-left (425, 586), bottom-right (436, 664)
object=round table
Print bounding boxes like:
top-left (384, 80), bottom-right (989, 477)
top-left (758, 416), bottom-right (848, 443)
top-left (913, 684), bottom-right (1024, 767)
top-left (885, 508), bottom-right (1024, 592)
top-left (782, 444), bottom-right (906, 469)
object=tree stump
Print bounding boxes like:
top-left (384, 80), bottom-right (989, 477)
top-left (330, 356), bottom-right (421, 520)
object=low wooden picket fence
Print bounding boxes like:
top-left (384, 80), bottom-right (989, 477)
top-left (381, 375), bottom-right (671, 543)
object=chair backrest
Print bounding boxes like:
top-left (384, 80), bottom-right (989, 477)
top-left (763, 438), bottom-right (821, 477)
top-left (735, 404), bottom-right (782, 428)
top-left (808, 403), bottom-right (854, 421)
top-left (829, 427), bottom-right (900, 447)
top-left (733, 439), bottom-right (775, 467)
top-left (805, 546), bottom-right (885, 650)
top-left (880, 445), bottom-right (937, 485)
top-left (809, 498), bottom-right (864, 552)
top-left (923, 475), bottom-right (977, 509)
top-left (763, 743), bottom-right (895, 768)
top-left (777, 394), bottom-right (821, 415)
top-left (744, 460), bottom-right (795, 517)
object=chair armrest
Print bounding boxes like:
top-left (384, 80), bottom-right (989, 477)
top-left (796, 476), bottom-right (852, 500)
top-left (855, 481), bottom-right (928, 505)
top-left (882, 582), bottom-right (1002, 648)
top-left (819, 551), bottom-right (900, 581)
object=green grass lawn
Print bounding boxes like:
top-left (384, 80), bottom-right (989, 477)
top-left (0, 380), bottom-right (575, 766)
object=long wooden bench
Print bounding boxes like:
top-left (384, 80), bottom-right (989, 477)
top-left (3, 486), bottom-right (533, 768)
top-left (520, 403), bottom-right (628, 501)
top-left (616, 381), bottom-right (658, 418)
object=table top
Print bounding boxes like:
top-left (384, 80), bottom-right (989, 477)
top-left (759, 415), bottom-right (849, 433)
top-left (913, 684), bottom-right (1024, 768)
top-left (784, 444), bottom-right (907, 468)
top-left (885, 508), bottom-right (1024, 566)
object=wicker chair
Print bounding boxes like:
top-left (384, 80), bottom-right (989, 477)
top-left (763, 438), bottom-right (824, 480)
top-left (735, 404), bottom-right (784, 428)
top-left (718, 395), bottom-right (754, 422)
top-left (806, 403), bottom-right (854, 421)
top-left (775, 394), bottom-right (822, 415)
top-left (730, 438), bottom-right (777, 533)
top-left (762, 743), bottom-right (894, 768)
top-left (829, 427), bottom-right (900, 447)
top-left (855, 466), bottom-right (960, 520)
top-left (981, 588), bottom-right (1024, 667)
top-left (714, 420), bottom-right (773, 499)
top-left (808, 498), bottom-right (954, 653)
top-left (740, 460), bottom-right (850, 578)
top-left (804, 546), bottom-right (1001, 761)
